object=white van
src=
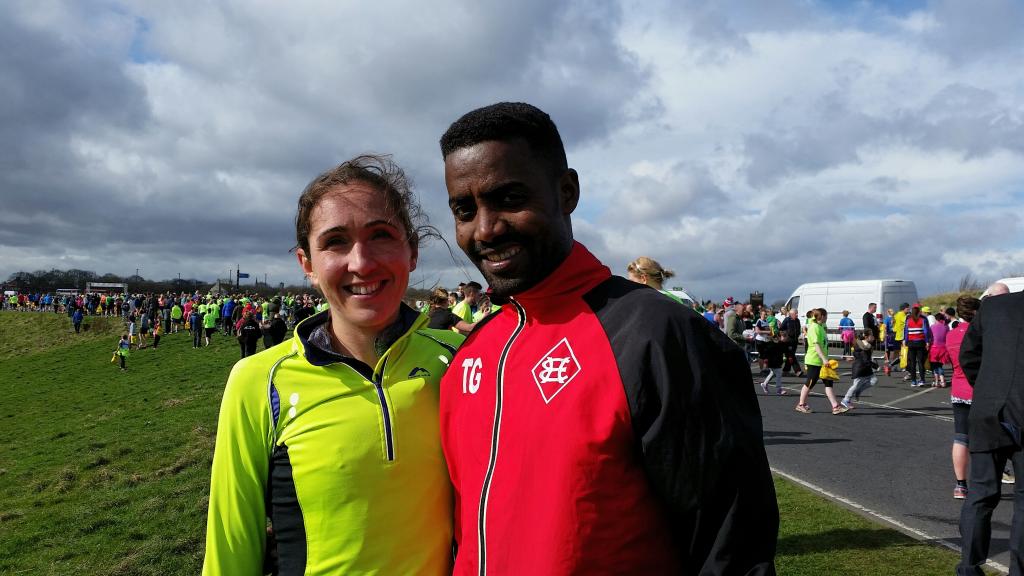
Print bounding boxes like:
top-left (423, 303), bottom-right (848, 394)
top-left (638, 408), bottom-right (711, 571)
top-left (665, 288), bottom-right (697, 308)
top-left (784, 280), bottom-right (919, 334)
top-left (981, 277), bottom-right (1024, 296)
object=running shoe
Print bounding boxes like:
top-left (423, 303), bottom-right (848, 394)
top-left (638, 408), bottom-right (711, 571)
top-left (776, 389), bottom-right (789, 396)
top-left (1003, 472), bottom-right (1015, 484)
top-left (832, 405), bottom-right (850, 415)
top-left (760, 381), bottom-right (769, 394)
top-left (794, 404), bottom-right (812, 413)
top-left (954, 485), bottom-right (968, 500)
top-left (840, 400), bottom-right (854, 411)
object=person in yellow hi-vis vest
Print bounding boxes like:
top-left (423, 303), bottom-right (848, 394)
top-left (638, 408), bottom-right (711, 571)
top-left (892, 302), bottom-right (910, 375)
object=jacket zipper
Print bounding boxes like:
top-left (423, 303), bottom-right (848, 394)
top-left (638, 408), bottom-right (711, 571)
top-left (478, 299), bottom-right (526, 575)
top-left (372, 357), bottom-right (395, 462)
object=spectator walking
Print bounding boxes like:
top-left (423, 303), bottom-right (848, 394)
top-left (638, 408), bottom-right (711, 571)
top-left (236, 312), bottom-right (261, 359)
top-left (863, 302), bottom-right (879, 341)
top-left (957, 289), bottom-right (1024, 575)
top-left (947, 295), bottom-right (980, 500)
top-left (904, 304), bottom-right (932, 387)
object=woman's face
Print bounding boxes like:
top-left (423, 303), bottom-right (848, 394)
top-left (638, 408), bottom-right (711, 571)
top-left (297, 182), bottom-right (416, 335)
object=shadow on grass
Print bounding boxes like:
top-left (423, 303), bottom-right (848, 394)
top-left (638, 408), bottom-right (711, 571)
top-left (778, 526), bottom-right (926, 555)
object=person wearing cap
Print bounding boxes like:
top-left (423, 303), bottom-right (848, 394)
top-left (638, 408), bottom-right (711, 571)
top-left (904, 303), bottom-right (932, 387)
top-left (924, 305), bottom-right (936, 327)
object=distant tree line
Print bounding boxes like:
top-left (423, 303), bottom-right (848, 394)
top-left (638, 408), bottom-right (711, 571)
top-left (2, 268), bottom-right (312, 297)
top-left (3, 268), bottom-right (440, 302)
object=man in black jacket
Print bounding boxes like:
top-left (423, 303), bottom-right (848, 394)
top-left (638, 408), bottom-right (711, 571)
top-left (957, 290), bottom-right (1024, 575)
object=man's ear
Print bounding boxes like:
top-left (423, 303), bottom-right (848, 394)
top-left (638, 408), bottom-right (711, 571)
top-left (409, 243), bottom-right (418, 273)
top-left (558, 168), bottom-right (580, 215)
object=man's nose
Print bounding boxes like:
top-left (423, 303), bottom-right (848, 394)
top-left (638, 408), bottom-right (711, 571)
top-left (473, 208), bottom-right (508, 243)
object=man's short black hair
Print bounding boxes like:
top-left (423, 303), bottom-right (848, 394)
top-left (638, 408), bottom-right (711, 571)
top-left (439, 102), bottom-right (568, 175)
top-left (465, 281), bottom-right (482, 291)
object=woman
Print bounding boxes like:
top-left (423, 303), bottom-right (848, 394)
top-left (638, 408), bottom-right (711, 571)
top-left (426, 287), bottom-right (475, 334)
top-left (839, 310), bottom-right (856, 359)
top-left (929, 312), bottom-right (950, 387)
top-left (947, 296), bottom-right (980, 500)
top-left (796, 308), bottom-right (848, 414)
top-left (203, 155), bottom-right (464, 575)
top-left (626, 256), bottom-right (687, 305)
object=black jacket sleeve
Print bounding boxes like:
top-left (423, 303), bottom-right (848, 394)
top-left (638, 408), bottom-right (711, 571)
top-left (586, 279), bottom-right (778, 575)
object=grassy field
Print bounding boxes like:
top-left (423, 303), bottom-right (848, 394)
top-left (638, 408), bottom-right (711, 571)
top-left (919, 290), bottom-right (984, 314)
top-left (0, 311), bottom-right (985, 574)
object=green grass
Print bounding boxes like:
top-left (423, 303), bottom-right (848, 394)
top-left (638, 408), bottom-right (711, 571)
top-left (919, 290), bottom-right (984, 315)
top-left (0, 310), bottom-right (123, 360)
top-left (0, 311), bottom-right (991, 574)
top-left (774, 476), bottom-right (993, 575)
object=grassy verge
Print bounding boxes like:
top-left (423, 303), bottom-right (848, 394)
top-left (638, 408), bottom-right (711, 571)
top-left (0, 310), bottom-right (123, 360)
top-left (0, 313), bottom-right (991, 574)
top-left (775, 475), bottom-right (998, 575)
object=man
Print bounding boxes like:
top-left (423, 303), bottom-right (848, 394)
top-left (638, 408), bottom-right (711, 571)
top-left (438, 102), bottom-right (777, 575)
top-left (957, 289), bottom-right (1024, 575)
top-left (891, 302), bottom-right (910, 376)
top-left (863, 302), bottom-right (879, 341)
top-left (781, 308), bottom-right (804, 377)
top-left (451, 280), bottom-right (481, 324)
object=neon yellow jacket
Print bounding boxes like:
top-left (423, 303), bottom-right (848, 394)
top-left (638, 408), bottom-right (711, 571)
top-left (202, 308), bottom-right (463, 575)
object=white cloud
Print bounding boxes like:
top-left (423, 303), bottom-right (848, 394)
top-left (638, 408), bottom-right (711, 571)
top-left (1, 0), bottom-right (1022, 303)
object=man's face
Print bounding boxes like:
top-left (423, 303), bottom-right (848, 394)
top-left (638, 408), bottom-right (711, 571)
top-left (445, 138), bottom-right (579, 298)
top-left (869, 304), bottom-right (877, 314)
top-left (463, 286), bottom-right (479, 304)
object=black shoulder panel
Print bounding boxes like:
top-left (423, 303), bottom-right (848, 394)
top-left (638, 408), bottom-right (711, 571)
top-left (583, 276), bottom-right (779, 574)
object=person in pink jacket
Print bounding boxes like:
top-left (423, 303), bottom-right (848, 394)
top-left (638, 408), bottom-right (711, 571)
top-left (947, 295), bottom-right (981, 499)
top-left (930, 313), bottom-right (951, 387)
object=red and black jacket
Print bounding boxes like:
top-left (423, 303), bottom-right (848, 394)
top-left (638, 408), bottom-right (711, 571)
top-left (440, 243), bottom-right (778, 575)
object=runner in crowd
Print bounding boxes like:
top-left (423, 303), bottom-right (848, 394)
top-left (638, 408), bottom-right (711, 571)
top-left (625, 256), bottom-right (689, 305)
top-left (796, 308), bottom-right (848, 414)
top-left (839, 310), bottom-right (856, 359)
top-left (904, 304), bottom-right (932, 387)
top-left (426, 287), bottom-right (475, 334)
top-left (841, 329), bottom-right (878, 410)
top-left (947, 295), bottom-right (980, 500)
top-left (957, 287), bottom-right (1024, 575)
top-left (203, 154), bottom-right (464, 575)
top-left (114, 333), bottom-right (130, 371)
top-left (929, 312), bottom-right (950, 388)
top-left (781, 308), bottom-right (804, 377)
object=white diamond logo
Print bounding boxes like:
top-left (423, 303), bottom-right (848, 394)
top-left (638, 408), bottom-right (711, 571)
top-left (531, 337), bottom-right (582, 404)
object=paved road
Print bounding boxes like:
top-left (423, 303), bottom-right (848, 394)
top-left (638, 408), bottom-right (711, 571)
top-left (756, 358), bottom-right (1014, 573)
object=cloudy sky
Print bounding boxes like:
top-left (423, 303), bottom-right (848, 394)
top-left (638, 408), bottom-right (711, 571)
top-left (2, 0), bottom-right (1022, 303)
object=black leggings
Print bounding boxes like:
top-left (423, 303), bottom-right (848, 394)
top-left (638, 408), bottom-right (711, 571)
top-left (907, 342), bottom-right (927, 382)
top-left (804, 364), bottom-right (832, 390)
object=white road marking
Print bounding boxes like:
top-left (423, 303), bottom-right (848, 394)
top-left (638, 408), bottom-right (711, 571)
top-left (777, 384), bottom-right (954, 422)
top-left (887, 386), bottom-right (938, 406)
top-left (771, 467), bottom-right (1010, 575)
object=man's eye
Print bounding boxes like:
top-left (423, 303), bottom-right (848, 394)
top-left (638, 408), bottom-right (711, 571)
top-left (323, 236), bottom-right (349, 247)
top-left (371, 229), bottom-right (396, 241)
top-left (452, 204), bottom-right (476, 222)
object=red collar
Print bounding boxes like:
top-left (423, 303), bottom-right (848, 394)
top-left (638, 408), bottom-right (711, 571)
top-left (510, 242), bottom-right (611, 313)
